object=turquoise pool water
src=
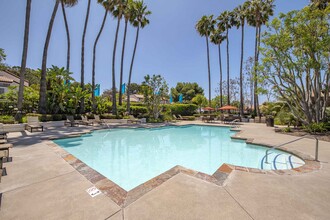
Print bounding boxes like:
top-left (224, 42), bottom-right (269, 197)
top-left (54, 125), bottom-right (304, 191)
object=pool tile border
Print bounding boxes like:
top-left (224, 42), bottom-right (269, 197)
top-left (45, 124), bottom-right (321, 207)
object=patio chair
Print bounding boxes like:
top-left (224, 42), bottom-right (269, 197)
top-left (79, 116), bottom-right (94, 126)
top-left (0, 123), bottom-right (8, 140)
top-left (0, 143), bottom-right (13, 163)
top-left (25, 116), bottom-right (44, 132)
top-left (94, 115), bottom-right (106, 125)
top-left (64, 115), bottom-right (79, 127)
top-left (127, 115), bottom-right (141, 124)
top-left (0, 150), bottom-right (8, 178)
top-left (178, 115), bottom-right (189, 120)
top-left (172, 114), bottom-right (178, 122)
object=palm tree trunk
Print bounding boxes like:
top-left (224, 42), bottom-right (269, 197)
top-left (256, 25), bottom-right (262, 116)
top-left (127, 26), bottom-right (140, 114)
top-left (253, 25), bottom-right (258, 116)
top-left (17, 0), bottom-right (31, 116)
top-left (39, 0), bottom-right (59, 114)
top-left (80, 0), bottom-right (91, 114)
top-left (206, 35), bottom-right (211, 107)
top-left (218, 44), bottom-right (223, 107)
top-left (112, 16), bottom-right (122, 115)
top-left (61, 1), bottom-right (70, 71)
top-left (92, 10), bottom-right (107, 113)
top-left (239, 23), bottom-right (245, 116)
top-left (119, 19), bottom-right (128, 106)
top-left (226, 28), bottom-right (230, 106)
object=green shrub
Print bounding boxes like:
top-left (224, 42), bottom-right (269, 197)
top-left (182, 116), bottom-right (195, 121)
top-left (147, 117), bottom-right (164, 123)
top-left (130, 103), bottom-right (145, 107)
top-left (193, 114), bottom-right (201, 117)
top-left (52, 114), bottom-right (65, 121)
top-left (281, 127), bottom-right (292, 132)
top-left (100, 114), bottom-right (122, 119)
top-left (130, 106), bottom-right (148, 116)
top-left (303, 123), bottom-right (328, 133)
top-left (0, 115), bottom-right (15, 124)
top-left (168, 104), bottom-right (198, 116)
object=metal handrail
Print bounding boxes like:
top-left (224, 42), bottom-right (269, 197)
top-left (265, 135), bottom-right (319, 164)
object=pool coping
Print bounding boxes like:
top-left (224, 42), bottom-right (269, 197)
top-left (46, 124), bottom-right (320, 207)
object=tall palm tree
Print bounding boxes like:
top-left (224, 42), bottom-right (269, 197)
top-left (195, 15), bottom-right (215, 107)
top-left (210, 29), bottom-right (226, 108)
top-left (119, 0), bottom-right (133, 106)
top-left (126, 0), bottom-right (151, 114)
top-left (17, 0), bottom-right (32, 118)
top-left (61, 0), bottom-right (78, 71)
top-left (233, 3), bottom-right (249, 116)
top-left (39, 0), bottom-right (60, 114)
top-left (247, 0), bottom-right (274, 116)
top-left (92, 0), bottom-right (115, 113)
top-left (111, 0), bottom-right (126, 115)
top-left (80, 0), bottom-right (92, 114)
top-left (218, 11), bottom-right (234, 106)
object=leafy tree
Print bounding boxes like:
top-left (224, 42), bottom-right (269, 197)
top-left (0, 48), bottom-right (6, 64)
top-left (261, 6), bottom-right (330, 124)
top-left (142, 74), bottom-right (169, 119)
top-left (127, 82), bottom-right (142, 94)
top-left (210, 29), bottom-right (226, 107)
top-left (170, 82), bottom-right (204, 102)
top-left (192, 94), bottom-right (207, 113)
top-left (196, 15), bottom-right (216, 107)
top-left (127, 0), bottom-right (151, 113)
top-left (9, 66), bottom-right (40, 85)
top-left (39, 0), bottom-right (60, 114)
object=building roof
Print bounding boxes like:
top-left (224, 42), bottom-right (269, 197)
top-left (0, 75), bottom-right (14, 83)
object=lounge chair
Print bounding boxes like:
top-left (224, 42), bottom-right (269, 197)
top-left (172, 115), bottom-right (178, 121)
top-left (202, 116), bottom-right (215, 123)
top-left (79, 116), bottom-right (94, 126)
top-left (25, 116), bottom-right (44, 132)
top-left (64, 116), bottom-right (79, 127)
top-left (178, 115), bottom-right (189, 120)
top-left (127, 115), bottom-right (141, 124)
top-left (0, 150), bottom-right (8, 177)
top-left (0, 143), bottom-right (13, 163)
top-left (0, 123), bottom-right (8, 139)
top-left (94, 115), bottom-right (106, 125)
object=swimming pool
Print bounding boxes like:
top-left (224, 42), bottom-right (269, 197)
top-left (54, 125), bottom-right (304, 191)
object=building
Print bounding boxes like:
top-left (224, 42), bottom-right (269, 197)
top-left (0, 70), bottom-right (29, 94)
top-left (128, 94), bottom-right (144, 102)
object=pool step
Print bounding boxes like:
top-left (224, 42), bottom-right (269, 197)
top-left (260, 153), bottom-right (304, 170)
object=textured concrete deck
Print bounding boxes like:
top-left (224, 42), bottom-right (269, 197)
top-left (0, 122), bottom-right (329, 219)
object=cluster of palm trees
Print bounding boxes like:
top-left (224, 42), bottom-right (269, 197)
top-left (17, 0), bottom-right (151, 116)
top-left (196, 0), bottom-right (274, 116)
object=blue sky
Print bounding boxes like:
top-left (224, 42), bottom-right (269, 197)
top-left (0, 0), bottom-right (309, 98)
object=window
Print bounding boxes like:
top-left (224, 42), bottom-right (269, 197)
top-left (0, 88), bottom-right (5, 94)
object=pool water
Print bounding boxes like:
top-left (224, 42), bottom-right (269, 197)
top-left (54, 125), bottom-right (304, 191)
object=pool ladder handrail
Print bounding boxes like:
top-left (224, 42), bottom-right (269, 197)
top-left (265, 135), bottom-right (319, 164)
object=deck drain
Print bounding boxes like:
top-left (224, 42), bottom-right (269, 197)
top-left (86, 186), bottom-right (101, 198)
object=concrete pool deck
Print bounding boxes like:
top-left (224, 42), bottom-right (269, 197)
top-left (0, 122), bottom-right (330, 219)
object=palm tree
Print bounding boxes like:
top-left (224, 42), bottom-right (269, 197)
top-left (126, 0), bottom-right (151, 114)
top-left (195, 15), bottom-right (215, 107)
top-left (61, 0), bottom-right (78, 71)
top-left (119, 0), bottom-right (133, 106)
top-left (111, 0), bottom-right (126, 115)
top-left (218, 11), bottom-right (234, 106)
top-left (39, 0), bottom-right (60, 114)
top-left (17, 0), bottom-right (32, 118)
top-left (233, 3), bottom-right (249, 116)
top-left (92, 0), bottom-right (114, 113)
top-left (80, 0), bottom-right (92, 114)
top-left (247, 0), bottom-right (274, 116)
top-left (310, 0), bottom-right (329, 9)
top-left (210, 29), bottom-right (226, 108)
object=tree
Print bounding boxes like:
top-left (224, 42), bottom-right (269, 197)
top-left (17, 0), bottom-right (32, 120)
top-left (170, 82), bottom-right (204, 102)
top-left (210, 29), bottom-right (226, 108)
top-left (195, 15), bottom-right (215, 107)
top-left (247, 0), bottom-right (275, 116)
top-left (119, 0), bottom-right (134, 106)
top-left (233, 2), bottom-right (249, 116)
top-left (127, 82), bottom-right (142, 94)
top-left (39, 0), bottom-right (60, 114)
top-left (142, 74), bottom-right (169, 119)
top-left (92, 0), bottom-right (114, 113)
top-left (218, 10), bottom-right (234, 106)
top-left (310, 0), bottom-right (329, 9)
top-left (127, 0), bottom-right (151, 113)
top-left (0, 48), bottom-right (6, 63)
top-left (79, 0), bottom-right (91, 114)
top-left (192, 94), bottom-right (207, 113)
top-left (261, 6), bottom-right (330, 124)
top-left (61, 0), bottom-right (78, 71)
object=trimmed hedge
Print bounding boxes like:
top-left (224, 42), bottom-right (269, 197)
top-left (130, 106), bottom-right (148, 116)
top-left (0, 115), bottom-right (15, 124)
top-left (168, 104), bottom-right (198, 116)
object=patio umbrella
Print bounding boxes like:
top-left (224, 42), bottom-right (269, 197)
top-left (218, 105), bottom-right (238, 111)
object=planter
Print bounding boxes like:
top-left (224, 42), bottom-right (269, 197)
top-left (266, 117), bottom-right (274, 127)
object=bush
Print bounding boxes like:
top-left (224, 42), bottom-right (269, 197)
top-left (303, 123), bottom-right (328, 133)
top-left (147, 117), bottom-right (164, 123)
top-left (182, 116), bottom-right (195, 121)
top-left (130, 103), bottom-right (145, 107)
top-left (0, 115), bottom-right (15, 124)
top-left (130, 106), bottom-right (148, 117)
top-left (100, 114), bottom-right (122, 119)
top-left (281, 127), bottom-right (292, 132)
top-left (168, 104), bottom-right (198, 116)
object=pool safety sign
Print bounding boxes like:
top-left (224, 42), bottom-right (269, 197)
top-left (86, 186), bottom-right (101, 197)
